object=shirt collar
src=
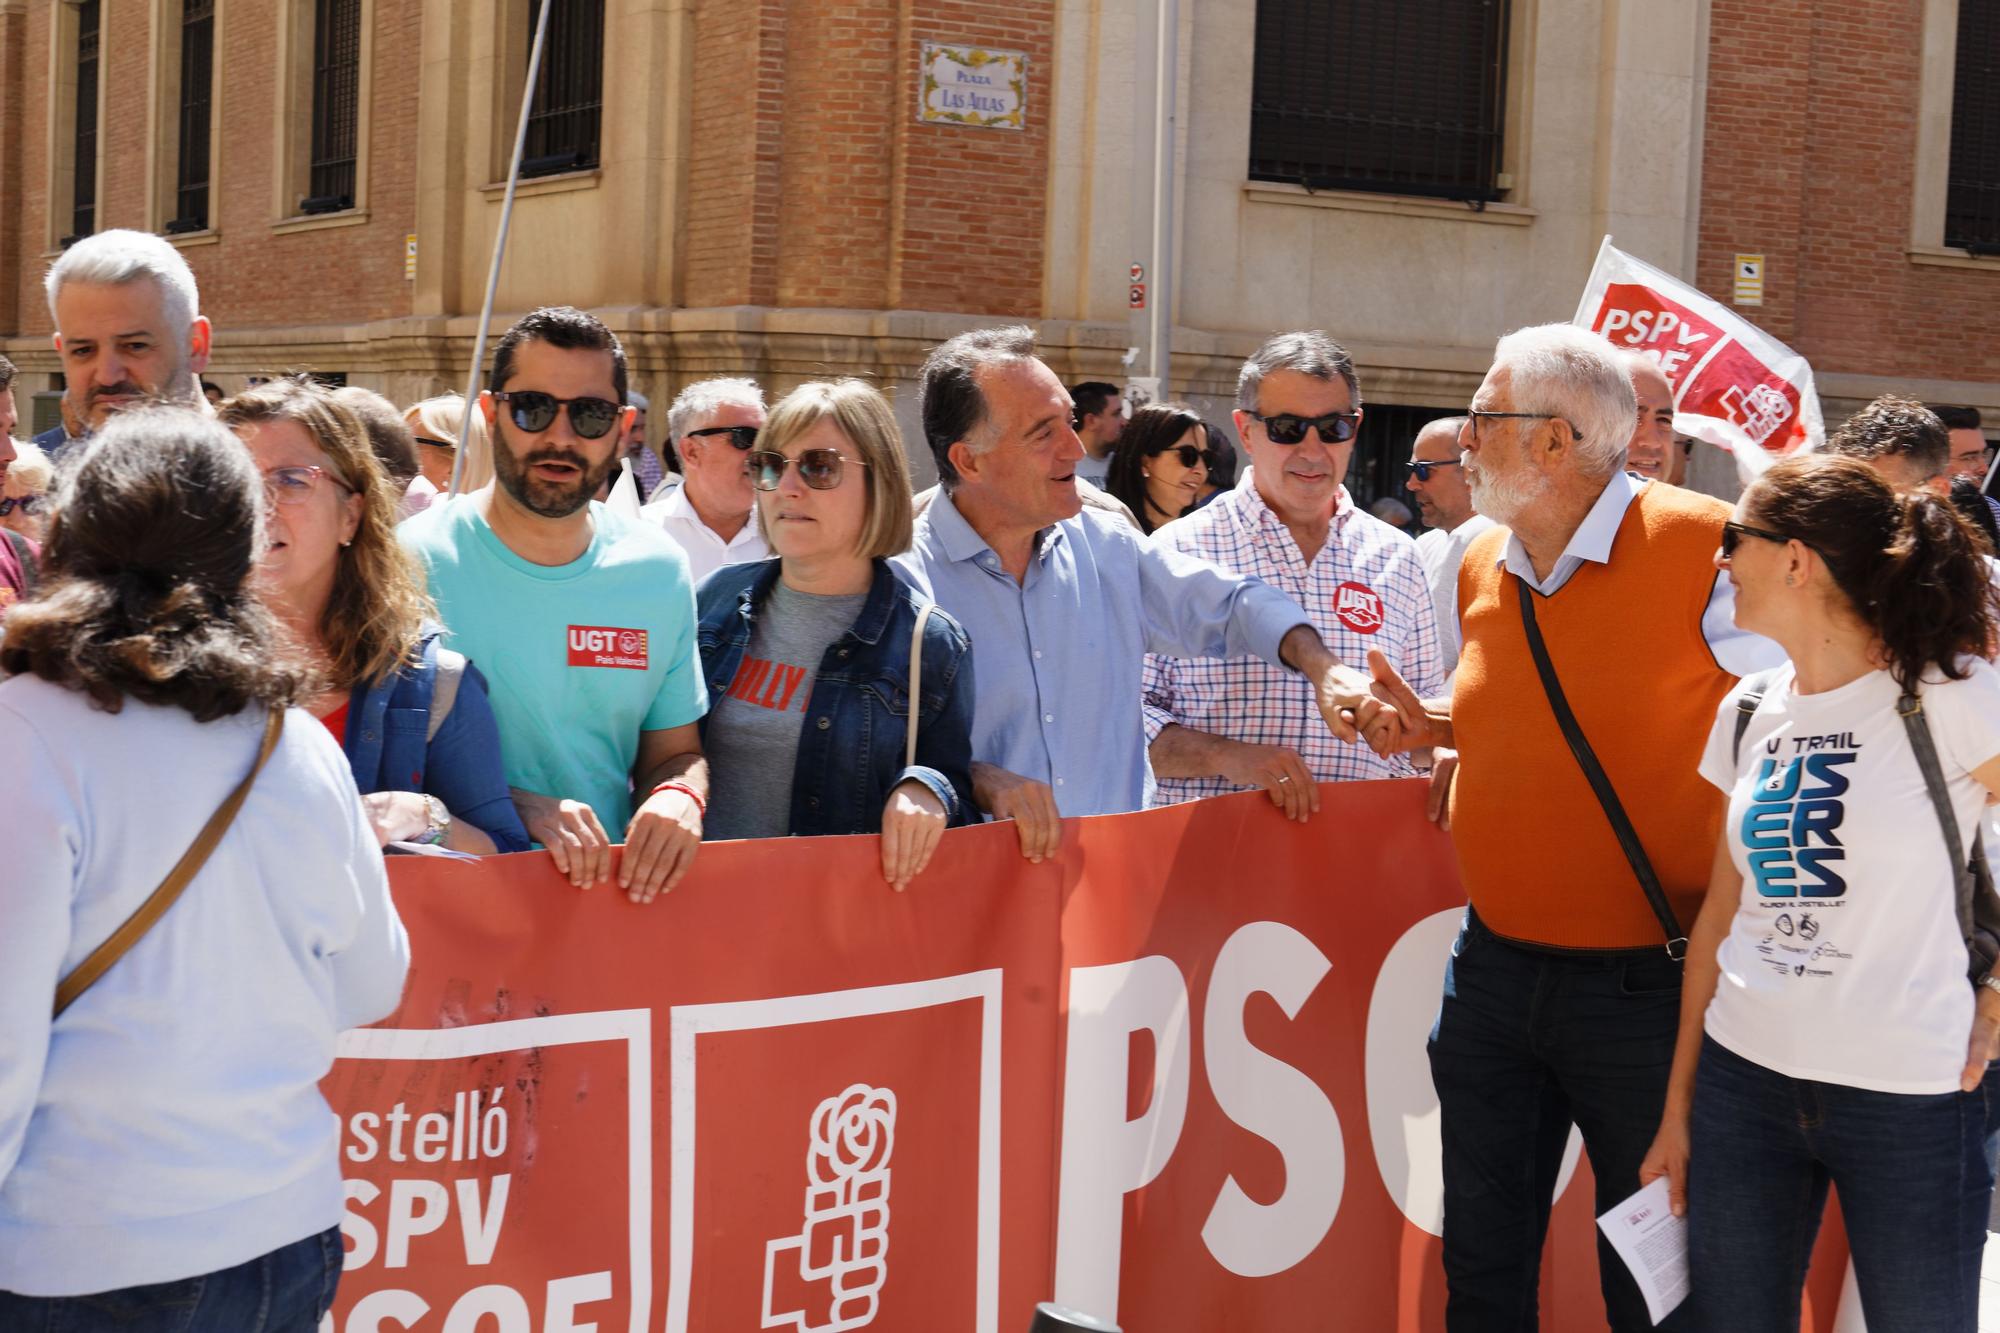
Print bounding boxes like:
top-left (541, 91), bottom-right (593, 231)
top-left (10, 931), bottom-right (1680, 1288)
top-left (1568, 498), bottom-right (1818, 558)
top-left (1495, 470), bottom-right (1647, 570)
top-left (663, 481), bottom-right (759, 542)
top-left (1239, 478), bottom-right (1355, 540)
top-left (927, 486), bottom-right (1063, 566)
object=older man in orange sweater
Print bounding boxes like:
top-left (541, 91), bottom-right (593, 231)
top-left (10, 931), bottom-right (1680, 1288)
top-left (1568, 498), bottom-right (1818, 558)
top-left (1368, 324), bottom-right (1780, 1332)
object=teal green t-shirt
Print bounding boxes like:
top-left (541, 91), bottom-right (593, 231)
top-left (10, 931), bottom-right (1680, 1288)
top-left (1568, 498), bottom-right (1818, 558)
top-left (399, 498), bottom-right (707, 833)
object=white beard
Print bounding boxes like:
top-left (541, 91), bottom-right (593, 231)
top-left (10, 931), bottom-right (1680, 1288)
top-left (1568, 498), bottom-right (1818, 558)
top-left (1463, 448), bottom-right (1552, 528)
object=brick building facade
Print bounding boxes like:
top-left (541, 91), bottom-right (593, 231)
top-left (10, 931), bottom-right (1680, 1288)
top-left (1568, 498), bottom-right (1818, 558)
top-left (0, 0), bottom-right (1992, 494)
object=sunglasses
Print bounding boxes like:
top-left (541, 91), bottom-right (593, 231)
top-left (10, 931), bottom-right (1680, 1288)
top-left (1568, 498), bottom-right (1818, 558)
top-left (746, 448), bottom-right (869, 492)
top-left (412, 435), bottom-right (456, 452)
top-left (1406, 458), bottom-right (1461, 482)
top-left (492, 391), bottom-right (622, 440)
top-left (1248, 411), bottom-right (1359, 446)
top-left (687, 425), bottom-right (760, 451)
top-left (263, 465), bottom-right (352, 506)
top-left (1719, 520), bottom-right (1792, 559)
top-left (0, 494), bottom-right (43, 517)
top-left (1149, 443), bottom-right (1207, 469)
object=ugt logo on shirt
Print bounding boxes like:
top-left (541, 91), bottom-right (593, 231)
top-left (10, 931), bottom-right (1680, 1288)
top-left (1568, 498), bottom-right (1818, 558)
top-left (567, 625), bottom-right (649, 670)
top-left (1333, 581), bottom-right (1383, 635)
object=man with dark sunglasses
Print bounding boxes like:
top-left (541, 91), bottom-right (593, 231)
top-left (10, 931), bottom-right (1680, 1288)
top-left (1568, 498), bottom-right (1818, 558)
top-left (1406, 415), bottom-right (1492, 678)
top-left (1142, 330), bottom-right (1443, 818)
top-left (401, 306), bottom-right (711, 905)
top-left (641, 377), bottom-right (771, 583)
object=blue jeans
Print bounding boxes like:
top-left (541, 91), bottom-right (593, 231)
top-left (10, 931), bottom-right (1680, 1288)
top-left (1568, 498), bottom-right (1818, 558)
top-left (1428, 909), bottom-right (1697, 1332)
top-left (0, 1225), bottom-right (342, 1332)
top-left (1688, 1035), bottom-right (1989, 1333)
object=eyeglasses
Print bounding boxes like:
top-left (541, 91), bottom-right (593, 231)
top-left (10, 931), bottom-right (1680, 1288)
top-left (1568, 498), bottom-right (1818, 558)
top-left (491, 391), bottom-right (622, 440)
top-left (412, 435), bottom-right (456, 452)
top-left (0, 494), bottom-right (43, 517)
top-left (686, 425), bottom-right (760, 451)
top-left (263, 465), bottom-right (352, 505)
top-left (746, 448), bottom-right (870, 491)
top-left (1406, 459), bottom-right (1461, 482)
top-left (1248, 411), bottom-right (1359, 446)
top-left (1464, 409), bottom-right (1568, 442)
top-left (1719, 520), bottom-right (1793, 559)
top-left (1149, 443), bottom-right (1206, 469)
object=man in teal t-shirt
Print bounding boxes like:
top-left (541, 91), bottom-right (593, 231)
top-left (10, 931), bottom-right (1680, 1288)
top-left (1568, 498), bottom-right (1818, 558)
top-left (400, 306), bottom-right (710, 902)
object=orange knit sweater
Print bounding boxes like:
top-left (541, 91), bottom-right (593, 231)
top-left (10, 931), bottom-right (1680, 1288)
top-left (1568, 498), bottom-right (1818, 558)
top-left (1450, 483), bottom-right (1737, 949)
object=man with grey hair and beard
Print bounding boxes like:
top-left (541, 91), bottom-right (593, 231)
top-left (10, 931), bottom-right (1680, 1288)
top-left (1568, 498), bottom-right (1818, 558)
top-left (39, 229), bottom-right (214, 460)
top-left (642, 376), bottom-right (770, 582)
top-left (1364, 324), bottom-right (1778, 1332)
top-left (895, 325), bottom-right (1385, 860)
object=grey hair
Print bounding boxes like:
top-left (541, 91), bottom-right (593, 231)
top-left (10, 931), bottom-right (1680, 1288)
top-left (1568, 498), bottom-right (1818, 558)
top-left (44, 229), bottom-right (201, 337)
top-left (920, 324), bottom-right (1038, 490)
top-left (1491, 324), bottom-right (1636, 477)
top-left (626, 389), bottom-right (649, 412)
top-left (1235, 330), bottom-right (1363, 412)
top-left (666, 377), bottom-right (763, 443)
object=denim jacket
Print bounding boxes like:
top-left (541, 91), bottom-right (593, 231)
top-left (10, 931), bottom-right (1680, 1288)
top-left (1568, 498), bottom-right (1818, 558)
top-left (342, 629), bottom-right (532, 852)
top-left (695, 558), bottom-right (976, 835)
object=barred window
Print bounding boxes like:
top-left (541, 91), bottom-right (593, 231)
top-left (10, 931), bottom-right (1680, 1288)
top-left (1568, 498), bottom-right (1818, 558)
top-left (67, 0), bottom-right (101, 244)
top-left (166, 0), bottom-right (215, 233)
top-left (520, 0), bottom-right (604, 179)
top-left (1947, 0), bottom-right (2000, 253)
top-left (1249, 0), bottom-right (1511, 202)
top-left (302, 0), bottom-right (362, 214)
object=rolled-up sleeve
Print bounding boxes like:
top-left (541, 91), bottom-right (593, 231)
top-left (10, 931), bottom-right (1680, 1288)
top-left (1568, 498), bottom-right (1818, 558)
top-left (1135, 540), bottom-right (1307, 668)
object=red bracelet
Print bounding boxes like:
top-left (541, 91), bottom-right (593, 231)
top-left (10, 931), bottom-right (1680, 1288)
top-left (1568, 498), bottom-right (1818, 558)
top-left (648, 780), bottom-right (707, 815)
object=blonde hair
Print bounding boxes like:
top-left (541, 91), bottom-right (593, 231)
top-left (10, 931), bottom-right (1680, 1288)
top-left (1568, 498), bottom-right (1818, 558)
top-left (758, 379), bottom-right (913, 559)
top-left (404, 393), bottom-right (493, 493)
top-left (220, 377), bottom-right (434, 688)
top-left (6, 439), bottom-right (54, 493)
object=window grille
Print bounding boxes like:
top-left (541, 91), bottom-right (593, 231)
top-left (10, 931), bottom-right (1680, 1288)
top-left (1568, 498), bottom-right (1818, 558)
top-left (520, 0), bottom-right (604, 178)
top-left (1249, 0), bottom-right (1511, 203)
top-left (1947, 0), bottom-right (2000, 253)
top-left (66, 0), bottom-right (101, 244)
top-left (302, 0), bottom-right (361, 214)
top-left (166, 0), bottom-right (215, 233)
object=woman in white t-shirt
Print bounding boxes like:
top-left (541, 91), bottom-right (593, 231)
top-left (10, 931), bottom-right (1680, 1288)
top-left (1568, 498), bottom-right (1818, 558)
top-left (1639, 453), bottom-right (2000, 1332)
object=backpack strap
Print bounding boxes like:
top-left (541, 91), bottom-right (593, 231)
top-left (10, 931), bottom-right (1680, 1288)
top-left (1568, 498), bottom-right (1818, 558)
top-left (1731, 668), bottom-right (1780, 766)
top-left (1898, 688), bottom-right (1981, 952)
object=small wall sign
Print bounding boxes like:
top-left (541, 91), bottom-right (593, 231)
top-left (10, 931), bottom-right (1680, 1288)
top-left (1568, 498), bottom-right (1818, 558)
top-left (919, 43), bottom-right (1026, 131)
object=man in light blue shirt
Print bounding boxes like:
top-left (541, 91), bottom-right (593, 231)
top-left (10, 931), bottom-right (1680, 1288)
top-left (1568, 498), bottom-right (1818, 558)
top-left (895, 326), bottom-right (1385, 857)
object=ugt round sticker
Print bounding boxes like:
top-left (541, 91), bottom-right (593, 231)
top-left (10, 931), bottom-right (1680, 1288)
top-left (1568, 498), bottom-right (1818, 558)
top-left (1333, 581), bottom-right (1383, 634)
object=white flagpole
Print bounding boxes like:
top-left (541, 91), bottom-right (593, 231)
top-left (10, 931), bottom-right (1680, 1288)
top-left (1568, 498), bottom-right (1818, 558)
top-left (448, 0), bottom-right (554, 497)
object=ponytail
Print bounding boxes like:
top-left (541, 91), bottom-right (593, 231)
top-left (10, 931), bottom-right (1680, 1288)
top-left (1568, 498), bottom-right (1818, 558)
top-left (1865, 490), bottom-right (1996, 694)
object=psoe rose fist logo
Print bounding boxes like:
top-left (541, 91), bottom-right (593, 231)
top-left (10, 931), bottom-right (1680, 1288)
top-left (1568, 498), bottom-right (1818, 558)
top-left (762, 1084), bottom-right (897, 1333)
top-left (1333, 582), bottom-right (1383, 635)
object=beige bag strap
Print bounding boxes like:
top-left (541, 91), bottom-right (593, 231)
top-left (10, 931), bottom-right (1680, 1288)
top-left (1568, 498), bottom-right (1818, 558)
top-left (905, 601), bottom-right (935, 770)
top-left (53, 707), bottom-right (286, 1019)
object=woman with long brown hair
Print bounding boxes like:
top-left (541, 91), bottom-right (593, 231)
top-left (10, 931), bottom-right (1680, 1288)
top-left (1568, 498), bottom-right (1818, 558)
top-left (1104, 402), bottom-right (1212, 534)
top-left (0, 407), bottom-right (408, 1326)
top-left (221, 379), bottom-right (528, 853)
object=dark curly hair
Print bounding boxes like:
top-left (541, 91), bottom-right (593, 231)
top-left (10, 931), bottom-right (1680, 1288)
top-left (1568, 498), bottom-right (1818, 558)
top-left (1747, 453), bottom-right (1996, 694)
top-left (0, 407), bottom-right (306, 719)
top-left (1105, 403), bottom-right (1207, 534)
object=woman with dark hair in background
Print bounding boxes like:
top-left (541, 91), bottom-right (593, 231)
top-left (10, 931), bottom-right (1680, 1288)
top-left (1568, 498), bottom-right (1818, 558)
top-left (222, 379), bottom-right (528, 854)
top-left (1199, 421), bottom-right (1239, 503)
top-left (1104, 402), bottom-right (1210, 535)
top-left (1641, 453), bottom-right (2000, 1331)
top-left (0, 408), bottom-right (408, 1328)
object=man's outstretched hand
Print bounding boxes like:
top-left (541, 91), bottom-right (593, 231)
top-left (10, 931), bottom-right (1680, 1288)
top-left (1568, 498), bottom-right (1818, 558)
top-left (1361, 648), bottom-right (1450, 757)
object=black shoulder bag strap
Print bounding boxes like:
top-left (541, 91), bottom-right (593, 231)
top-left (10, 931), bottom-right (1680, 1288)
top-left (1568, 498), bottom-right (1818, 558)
top-left (1731, 668), bottom-right (1781, 766)
top-left (1516, 578), bottom-right (1687, 958)
top-left (1898, 688), bottom-right (2000, 981)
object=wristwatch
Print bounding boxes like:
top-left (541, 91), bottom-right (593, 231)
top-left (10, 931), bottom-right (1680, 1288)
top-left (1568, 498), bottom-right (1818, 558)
top-left (413, 794), bottom-right (452, 846)
top-left (1979, 974), bottom-right (2000, 997)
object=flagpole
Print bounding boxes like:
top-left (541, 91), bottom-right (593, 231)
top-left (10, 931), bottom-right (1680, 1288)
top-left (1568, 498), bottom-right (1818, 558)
top-left (449, 0), bottom-right (553, 497)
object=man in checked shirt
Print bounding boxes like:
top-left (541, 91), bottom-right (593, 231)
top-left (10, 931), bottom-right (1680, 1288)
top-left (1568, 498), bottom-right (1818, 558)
top-left (1143, 331), bottom-right (1444, 818)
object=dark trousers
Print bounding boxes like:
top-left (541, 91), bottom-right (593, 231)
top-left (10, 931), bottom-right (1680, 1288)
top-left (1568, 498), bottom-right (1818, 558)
top-left (0, 1225), bottom-right (342, 1332)
top-left (1689, 1035), bottom-right (1988, 1333)
top-left (1427, 909), bottom-right (1696, 1332)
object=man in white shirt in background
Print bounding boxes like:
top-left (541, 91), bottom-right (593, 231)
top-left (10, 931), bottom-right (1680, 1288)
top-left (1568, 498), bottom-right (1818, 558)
top-left (641, 377), bottom-right (770, 583)
top-left (1070, 381), bottom-right (1124, 488)
top-left (1406, 414), bottom-right (1492, 678)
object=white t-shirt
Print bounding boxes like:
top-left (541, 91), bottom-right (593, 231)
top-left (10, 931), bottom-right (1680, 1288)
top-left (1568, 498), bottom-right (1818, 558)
top-left (1697, 659), bottom-right (2000, 1094)
top-left (1414, 514), bottom-right (1495, 677)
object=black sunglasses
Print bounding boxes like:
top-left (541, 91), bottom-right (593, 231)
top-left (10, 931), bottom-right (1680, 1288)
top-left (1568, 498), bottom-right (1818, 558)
top-left (1248, 411), bottom-right (1358, 446)
top-left (1407, 458), bottom-right (1462, 482)
top-left (1149, 443), bottom-right (1206, 469)
top-left (746, 448), bottom-right (870, 491)
top-left (1719, 520), bottom-right (1793, 559)
top-left (686, 425), bottom-right (760, 451)
top-left (0, 494), bottom-right (43, 517)
top-left (491, 391), bottom-right (622, 439)
top-left (412, 435), bottom-right (456, 452)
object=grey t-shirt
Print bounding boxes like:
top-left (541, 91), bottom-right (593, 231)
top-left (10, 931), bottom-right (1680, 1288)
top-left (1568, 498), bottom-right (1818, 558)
top-left (703, 581), bottom-right (867, 840)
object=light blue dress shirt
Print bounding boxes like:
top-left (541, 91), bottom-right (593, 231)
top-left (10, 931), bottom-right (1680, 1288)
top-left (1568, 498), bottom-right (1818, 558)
top-left (895, 489), bottom-right (1310, 817)
top-left (1489, 472), bottom-right (1784, 677)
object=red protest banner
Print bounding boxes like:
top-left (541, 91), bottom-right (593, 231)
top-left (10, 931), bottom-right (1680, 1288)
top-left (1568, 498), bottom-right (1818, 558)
top-left (323, 783), bottom-right (1856, 1331)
